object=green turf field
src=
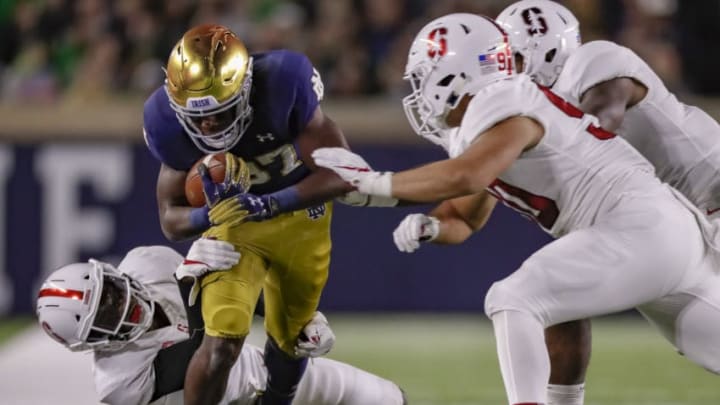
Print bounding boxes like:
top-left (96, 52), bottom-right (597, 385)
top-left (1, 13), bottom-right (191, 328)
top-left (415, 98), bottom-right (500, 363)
top-left (320, 314), bottom-right (719, 405)
top-left (2, 314), bottom-right (717, 404)
top-left (0, 317), bottom-right (32, 345)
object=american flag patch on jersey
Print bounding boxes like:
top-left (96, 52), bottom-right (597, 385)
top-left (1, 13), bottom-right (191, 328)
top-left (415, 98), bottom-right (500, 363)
top-left (478, 53), bottom-right (497, 74)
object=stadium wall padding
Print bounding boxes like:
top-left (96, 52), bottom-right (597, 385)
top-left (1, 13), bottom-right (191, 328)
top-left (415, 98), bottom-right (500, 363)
top-left (0, 143), bottom-right (551, 315)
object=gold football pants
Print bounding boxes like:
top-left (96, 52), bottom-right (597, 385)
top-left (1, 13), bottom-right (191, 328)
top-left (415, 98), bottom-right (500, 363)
top-left (200, 202), bottom-right (332, 356)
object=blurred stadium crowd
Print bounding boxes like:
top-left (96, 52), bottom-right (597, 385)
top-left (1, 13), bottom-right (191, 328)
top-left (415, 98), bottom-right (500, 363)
top-left (0, 0), bottom-right (718, 105)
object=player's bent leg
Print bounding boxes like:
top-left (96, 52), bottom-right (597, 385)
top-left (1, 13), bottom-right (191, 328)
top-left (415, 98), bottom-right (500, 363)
top-left (638, 291), bottom-right (720, 374)
top-left (294, 356), bottom-right (406, 404)
top-left (200, 247), bottom-right (266, 338)
top-left (258, 204), bottom-right (333, 405)
top-left (484, 197), bottom-right (703, 405)
top-left (264, 266), bottom-right (328, 353)
top-left (488, 308), bottom-right (550, 404)
top-left (263, 204), bottom-right (333, 353)
top-left (544, 320), bottom-right (590, 405)
top-left (185, 334), bottom-right (246, 405)
top-left (260, 267), bottom-right (327, 405)
top-left (187, 228), bottom-right (267, 405)
top-left (259, 336), bottom-right (308, 405)
top-left (545, 320), bottom-right (591, 385)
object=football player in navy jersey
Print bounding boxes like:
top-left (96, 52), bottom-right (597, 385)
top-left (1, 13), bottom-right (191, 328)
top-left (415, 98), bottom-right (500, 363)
top-left (142, 24), bottom-right (374, 405)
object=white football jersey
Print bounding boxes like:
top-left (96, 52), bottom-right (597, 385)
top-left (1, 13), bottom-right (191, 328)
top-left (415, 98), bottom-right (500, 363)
top-left (90, 246), bottom-right (404, 405)
top-left (92, 246), bottom-right (189, 405)
top-left (449, 74), bottom-right (656, 237)
top-left (553, 40), bottom-right (720, 216)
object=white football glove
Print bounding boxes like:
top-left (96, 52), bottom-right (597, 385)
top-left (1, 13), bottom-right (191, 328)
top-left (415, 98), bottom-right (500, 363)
top-left (175, 238), bottom-right (241, 306)
top-left (393, 214), bottom-right (440, 253)
top-left (312, 148), bottom-right (393, 197)
top-left (294, 311), bottom-right (336, 358)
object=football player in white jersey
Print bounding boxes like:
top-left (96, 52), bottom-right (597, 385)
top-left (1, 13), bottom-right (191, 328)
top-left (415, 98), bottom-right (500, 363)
top-left (495, 1), bottom-right (720, 403)
top-left (312, 13), bottom-right (720, 405)
top-left (36, 239), bottom-right (406, 405)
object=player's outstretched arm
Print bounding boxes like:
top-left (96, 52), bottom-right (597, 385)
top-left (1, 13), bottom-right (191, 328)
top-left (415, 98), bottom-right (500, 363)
top-left (393, 192), bottom-right (497, 253)
top-left (431, 191), bottom-right (498, 244)
top-left (579, 77), bottom-right (647, 132)
top-left (314, 116), bottom-right (543, 204)
top-left (390, 117), bottom-right (542, 202)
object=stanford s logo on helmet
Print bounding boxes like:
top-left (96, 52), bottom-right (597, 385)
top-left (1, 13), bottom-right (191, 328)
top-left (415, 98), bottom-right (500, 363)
top-left (403, 13), bottom-right (514, 150)
top-left (427, 28), bottom-right (448, 60)
top-left (521, 7), bottom-right (549, 35)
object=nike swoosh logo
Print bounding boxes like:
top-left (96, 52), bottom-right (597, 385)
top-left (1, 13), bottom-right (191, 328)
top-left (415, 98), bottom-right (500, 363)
top-left (707, 207), bottom-right (720, 216)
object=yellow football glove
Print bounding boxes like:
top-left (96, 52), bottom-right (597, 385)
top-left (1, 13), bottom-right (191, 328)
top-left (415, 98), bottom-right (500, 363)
top-left (200, 153), bottom-right (252, 209)
top-left (223, 152), bottom-right (252, 193)
top-left (209, 197), bottom-right (251, 227)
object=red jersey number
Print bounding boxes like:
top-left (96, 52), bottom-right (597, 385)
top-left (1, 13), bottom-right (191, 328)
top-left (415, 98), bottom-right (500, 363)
top-left (487, 178), bottom-right (559, 231)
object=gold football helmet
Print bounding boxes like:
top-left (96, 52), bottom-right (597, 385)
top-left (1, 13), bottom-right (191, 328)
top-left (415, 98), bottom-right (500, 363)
top-left (165, 24), bottom-right (253, 153)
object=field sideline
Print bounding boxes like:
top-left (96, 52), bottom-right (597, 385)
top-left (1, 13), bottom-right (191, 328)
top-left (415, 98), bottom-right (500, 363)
top-left (1, 314), bottom-right (717, 404)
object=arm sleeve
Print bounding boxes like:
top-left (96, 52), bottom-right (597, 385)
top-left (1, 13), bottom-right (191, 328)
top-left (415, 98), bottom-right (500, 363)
top-left (149, 277), bottom-right (205, 401)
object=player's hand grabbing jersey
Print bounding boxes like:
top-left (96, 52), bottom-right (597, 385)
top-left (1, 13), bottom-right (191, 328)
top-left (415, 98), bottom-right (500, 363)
top-left (553, 40), bottom-right (720, 216)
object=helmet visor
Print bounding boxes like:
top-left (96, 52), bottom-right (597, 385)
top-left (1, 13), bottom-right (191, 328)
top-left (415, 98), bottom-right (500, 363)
top-left (81, 260), bottom-right (154, 350)
top-left (402, 66), bottom-right (451, 150)
top-left (168, 58), bottom-right (254, 154)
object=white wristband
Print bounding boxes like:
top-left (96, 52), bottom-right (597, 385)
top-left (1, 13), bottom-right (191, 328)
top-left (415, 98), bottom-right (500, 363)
top-left (368, 195), bottom-right (399, 207)
top-left (357, 171), bottom-right (393, 197)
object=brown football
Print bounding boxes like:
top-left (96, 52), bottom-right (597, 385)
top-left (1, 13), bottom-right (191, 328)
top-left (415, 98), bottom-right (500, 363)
top-left (185, 153), bottom-right (226, 208)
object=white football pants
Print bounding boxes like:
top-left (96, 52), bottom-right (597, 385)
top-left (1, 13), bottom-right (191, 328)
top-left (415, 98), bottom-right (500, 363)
top-left (484, 186), bottom-right (720, 404)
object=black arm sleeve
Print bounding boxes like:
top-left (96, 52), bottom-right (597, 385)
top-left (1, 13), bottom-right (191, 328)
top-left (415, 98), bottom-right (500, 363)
top-left (150, 277), bottom-right (205, 401)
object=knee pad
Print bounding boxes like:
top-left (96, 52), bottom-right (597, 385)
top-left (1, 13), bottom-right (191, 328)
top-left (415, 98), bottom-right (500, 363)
top-left (202, 277), bottom-right (257, 338)
top-left (204, 303), bottom-right (253, 338)
top-left (485, 279), bottom-right (542, 322)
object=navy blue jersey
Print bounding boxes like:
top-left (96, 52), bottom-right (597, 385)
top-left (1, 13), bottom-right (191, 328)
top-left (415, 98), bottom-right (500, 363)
top-left (143, 50), bottom-right (322, 194)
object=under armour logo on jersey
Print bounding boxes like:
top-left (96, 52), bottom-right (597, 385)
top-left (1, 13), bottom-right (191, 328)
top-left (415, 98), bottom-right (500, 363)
top-left (307, 204), bottom-right (326, 220)
top-left (256, 133), bottom-right (275, 143)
